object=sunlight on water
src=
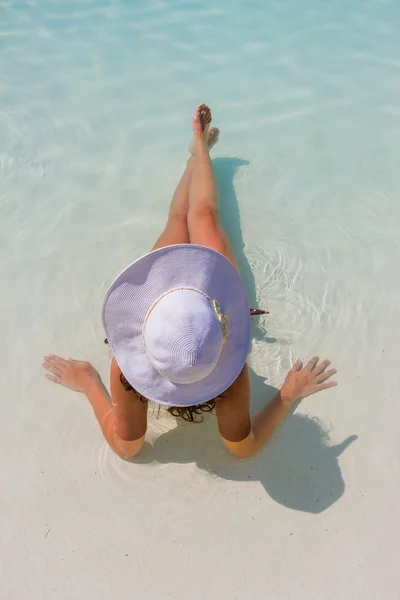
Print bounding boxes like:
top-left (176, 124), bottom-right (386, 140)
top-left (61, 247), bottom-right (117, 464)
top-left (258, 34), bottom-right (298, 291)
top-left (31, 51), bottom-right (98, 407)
top-left (1, 1), bottom-right (400, 598)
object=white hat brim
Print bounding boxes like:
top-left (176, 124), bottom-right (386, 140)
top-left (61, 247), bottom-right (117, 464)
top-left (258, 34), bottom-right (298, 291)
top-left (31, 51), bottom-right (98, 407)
top-left (102, 244), bottom-right (251, 407)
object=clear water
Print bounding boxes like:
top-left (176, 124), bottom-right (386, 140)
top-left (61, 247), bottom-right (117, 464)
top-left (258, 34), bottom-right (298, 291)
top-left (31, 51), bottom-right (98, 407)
top-left (1, 1), bottom-right (400, 599)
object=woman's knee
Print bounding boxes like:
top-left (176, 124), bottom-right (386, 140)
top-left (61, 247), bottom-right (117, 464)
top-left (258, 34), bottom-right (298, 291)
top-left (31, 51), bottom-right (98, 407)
top-left (187, 206), bottom-right (220, 241)
top-left (188, 204), bottom-right (219, 222)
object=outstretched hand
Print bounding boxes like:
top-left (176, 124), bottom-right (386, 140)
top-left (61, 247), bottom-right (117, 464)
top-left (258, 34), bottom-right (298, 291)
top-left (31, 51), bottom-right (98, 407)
top-left (43, 355), bottom-right (99, 393)
top-left (281, 357), bottom-right (337, 405)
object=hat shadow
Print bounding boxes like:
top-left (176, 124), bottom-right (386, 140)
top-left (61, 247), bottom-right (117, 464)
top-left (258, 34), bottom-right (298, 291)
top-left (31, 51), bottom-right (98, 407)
top-left (212, 157), bottom-right (277, 344)
top-left (135, 367), bottom-right (357, 513)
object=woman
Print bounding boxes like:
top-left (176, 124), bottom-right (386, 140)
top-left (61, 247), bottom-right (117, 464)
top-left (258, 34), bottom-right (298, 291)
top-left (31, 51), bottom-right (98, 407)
top-left (43, 104), bottom-right (337, 460)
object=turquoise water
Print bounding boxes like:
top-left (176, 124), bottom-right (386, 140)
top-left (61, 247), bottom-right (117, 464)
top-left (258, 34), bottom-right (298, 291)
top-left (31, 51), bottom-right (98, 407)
top-left (2, 2), bottom-right (400, 599)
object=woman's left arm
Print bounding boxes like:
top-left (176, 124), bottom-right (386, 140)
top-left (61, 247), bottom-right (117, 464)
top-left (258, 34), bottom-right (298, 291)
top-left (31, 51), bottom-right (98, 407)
top-left (43, 355), bottom-right (147, 459)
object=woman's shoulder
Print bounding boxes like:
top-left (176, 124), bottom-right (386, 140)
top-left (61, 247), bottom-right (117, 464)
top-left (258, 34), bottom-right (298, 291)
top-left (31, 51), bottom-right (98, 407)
top-left (217, 363), bottom-right (250, 405)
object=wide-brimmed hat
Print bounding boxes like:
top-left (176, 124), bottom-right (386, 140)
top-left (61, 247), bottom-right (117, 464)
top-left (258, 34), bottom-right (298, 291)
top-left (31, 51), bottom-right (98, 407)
top-left (102, 244), bottom-right (250, 407)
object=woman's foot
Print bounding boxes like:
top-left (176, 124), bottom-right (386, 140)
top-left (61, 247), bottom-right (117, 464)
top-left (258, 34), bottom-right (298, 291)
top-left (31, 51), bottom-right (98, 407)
top-left (193, 103), bottom-right (211, 135)
top-left (207, 126), bottom-right (220, 150)
top-left (189, 126), bottom-right (220, 155)
top-left (188, 103), bottom-right (217, 155)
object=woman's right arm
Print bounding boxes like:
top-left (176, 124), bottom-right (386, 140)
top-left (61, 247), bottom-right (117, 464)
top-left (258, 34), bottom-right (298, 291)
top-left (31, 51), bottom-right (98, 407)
top-left (108, 358), bottom-right (148, 458)
top-left (216, 358), bottom-right (337, 459)
top-left (42, 354), bottom-right (147, 459)
top-left (84, 359), bottom-right (148, 459)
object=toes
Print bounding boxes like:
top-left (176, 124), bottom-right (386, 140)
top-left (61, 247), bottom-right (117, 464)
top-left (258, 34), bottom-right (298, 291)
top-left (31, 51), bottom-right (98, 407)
top-left (193, 104), bottom-right (212, 133)
top-left (201, 105), bottom-right (212, 125)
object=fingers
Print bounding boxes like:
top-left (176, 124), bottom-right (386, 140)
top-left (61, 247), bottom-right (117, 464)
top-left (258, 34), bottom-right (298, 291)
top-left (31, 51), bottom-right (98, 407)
top-left (319, 381), bottom-right (337, 390)
top-left (316, 368), bottom-right (337, 384)
top-left (305, 356), bottom-right (319, 372)
top-left (290, 359), bottom-right (303, 373)
top-left (44, 355), bottom-right (68, 368)
top-left (314, 359), bottom-right (331, 376)
top-left (308, 379), bottom-right (338, 397)
top-left (45, 373), bottom-right (60, 384)
top-left (43, 361), bottom-right (63, 377)
top-left (43, 355), bottom-right (68, 378)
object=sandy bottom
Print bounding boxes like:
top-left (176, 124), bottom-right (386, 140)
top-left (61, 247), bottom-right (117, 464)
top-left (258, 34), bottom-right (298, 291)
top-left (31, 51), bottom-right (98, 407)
top-left (1, 1), bottom-right (400, 598)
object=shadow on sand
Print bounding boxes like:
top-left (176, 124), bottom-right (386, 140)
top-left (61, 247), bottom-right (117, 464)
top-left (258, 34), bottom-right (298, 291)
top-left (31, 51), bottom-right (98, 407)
top-left (132, 157), bottom-right (357, 513)
top-left (213, 157), bottom-right (277, 343)
top-left (135, 367), bottom-right (357, 514)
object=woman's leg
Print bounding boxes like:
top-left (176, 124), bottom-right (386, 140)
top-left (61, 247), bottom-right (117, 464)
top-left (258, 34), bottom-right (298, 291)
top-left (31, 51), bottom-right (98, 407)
top-left (152, 125), bottom-right (220, 251)
top-left (152, 159), bottom-right (193, 250)
top-left (187, 104), bottom-right (239, 271)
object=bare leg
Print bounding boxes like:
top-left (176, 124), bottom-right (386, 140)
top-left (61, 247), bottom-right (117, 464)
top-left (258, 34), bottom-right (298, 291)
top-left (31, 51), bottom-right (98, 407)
top-left (152, 159), bottom-right (193, 250)
top-left (187, 104), bottom-right (239, 271)
top-left (152, 126), bottom-right (220, 251)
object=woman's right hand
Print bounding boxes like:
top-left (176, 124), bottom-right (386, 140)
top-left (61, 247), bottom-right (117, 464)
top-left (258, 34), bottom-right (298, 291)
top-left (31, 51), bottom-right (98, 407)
top-left (280, 357), bottom-right (337, 405)
top-left (43, 355), bottom-right (99, 393)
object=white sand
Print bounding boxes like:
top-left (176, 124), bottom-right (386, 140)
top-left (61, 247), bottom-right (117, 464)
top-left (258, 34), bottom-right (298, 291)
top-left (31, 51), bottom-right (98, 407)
top-left (2, 1), bottom-right (400, 598)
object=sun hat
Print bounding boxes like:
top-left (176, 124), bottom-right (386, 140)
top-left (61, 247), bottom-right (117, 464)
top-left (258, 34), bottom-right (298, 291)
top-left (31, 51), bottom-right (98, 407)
top-left (102, 244), bottom-right (251, 407)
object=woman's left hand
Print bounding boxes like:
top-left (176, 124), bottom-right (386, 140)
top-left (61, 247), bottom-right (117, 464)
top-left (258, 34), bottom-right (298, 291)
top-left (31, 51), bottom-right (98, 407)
top-left (43, 355), bottom-right (99, 393)
top-left (281, 357), bottom-right (337, 405)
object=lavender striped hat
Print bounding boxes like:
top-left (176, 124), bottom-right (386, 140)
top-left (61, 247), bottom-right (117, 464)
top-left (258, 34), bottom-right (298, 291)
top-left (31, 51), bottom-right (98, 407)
top-left (102, 244), bottom-right (250, 407)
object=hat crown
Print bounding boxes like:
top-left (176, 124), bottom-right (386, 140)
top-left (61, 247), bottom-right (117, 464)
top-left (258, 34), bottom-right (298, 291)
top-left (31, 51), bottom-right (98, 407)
top-left (143, 289), bottom-right (224, 384)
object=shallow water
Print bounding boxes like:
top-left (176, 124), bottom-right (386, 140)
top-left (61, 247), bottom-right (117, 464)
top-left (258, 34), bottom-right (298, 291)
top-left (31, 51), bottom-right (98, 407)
top-left (1, 1), bottom-right (400, 599)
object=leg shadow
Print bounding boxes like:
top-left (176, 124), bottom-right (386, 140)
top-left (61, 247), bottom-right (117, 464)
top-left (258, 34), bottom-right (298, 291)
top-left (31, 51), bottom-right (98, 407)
top-left (149, 367), bottom-right (357, 514)
top-left (213, 157), bottom-right (276, 343)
